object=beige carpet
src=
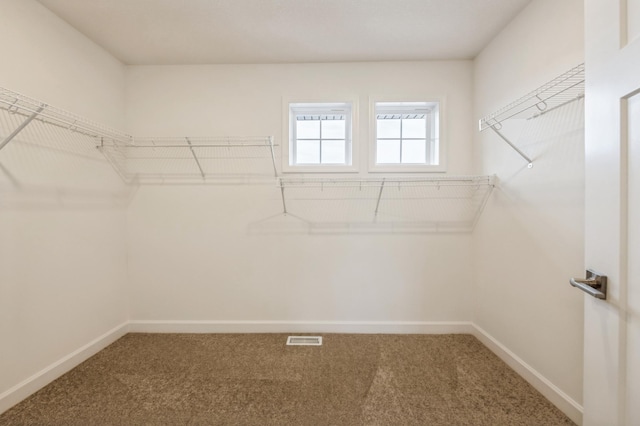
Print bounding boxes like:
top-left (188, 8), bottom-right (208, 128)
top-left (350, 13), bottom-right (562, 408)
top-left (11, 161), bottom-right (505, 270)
top-left (0, 333), bottom-right (575, 425)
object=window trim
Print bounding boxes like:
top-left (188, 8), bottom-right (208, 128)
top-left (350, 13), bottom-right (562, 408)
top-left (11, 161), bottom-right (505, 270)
top-left (291, 104), bottom-right (351, 166)
top-left (282, 97), bottom-right (359, 173)
top-left (368, 97), bottom-right (446, 173)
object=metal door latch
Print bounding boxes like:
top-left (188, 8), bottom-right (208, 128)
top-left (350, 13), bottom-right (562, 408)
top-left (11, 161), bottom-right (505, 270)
top-left (570, 269), bottom-right (607, 299)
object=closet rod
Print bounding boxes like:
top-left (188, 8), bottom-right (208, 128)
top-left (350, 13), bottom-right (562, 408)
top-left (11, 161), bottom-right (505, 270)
top-left (529, 94), bottom-right (584, 120)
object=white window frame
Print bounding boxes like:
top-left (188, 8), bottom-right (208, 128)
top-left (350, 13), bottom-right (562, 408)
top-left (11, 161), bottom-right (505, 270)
top-left (282, 98), bottom-right (359, 173)
top-left (369, 97), bottom-right (446, 173)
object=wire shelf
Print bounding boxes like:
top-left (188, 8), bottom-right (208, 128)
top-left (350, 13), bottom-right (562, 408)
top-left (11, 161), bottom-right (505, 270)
top-left (275, 175), bottom-right (495, 232)
top-left (101, 136), bottom-right (280, 184)
top-left (0, 86), bottom-right (279, 184)
top-left (478, 63), bottom-right (585, 132)
top-left (0, 87), bottom-right (131, 146)
top-left (1, 86), bottom-right (497, 231)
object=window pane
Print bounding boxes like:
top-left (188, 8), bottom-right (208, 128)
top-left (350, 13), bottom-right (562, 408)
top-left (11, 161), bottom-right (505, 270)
top-left (296, 119), bottom-right (320, 139)
top-left (296, 140), bottom-right (320, 164)
top-left (377, 118), bottom-right (401, 139)
top-left (321, 119), bottom-right (346, 139)
top-left (402, 118), bottom-right (427, 139)
top-left (402, 139), bottom-right (427, 164)
top-left (322, 140), bottom-right (346, 164)
top-left (377, 139), bottom-right (400, 164)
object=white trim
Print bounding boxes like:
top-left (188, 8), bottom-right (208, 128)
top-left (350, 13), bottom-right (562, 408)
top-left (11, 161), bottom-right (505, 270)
top-left (281, 96), bottom-right (360, 174)
top-left (0, 322), bottom-right (129, 415)
top-left (0, 320), bottom-right (582, 425)
top-left (129, 320), bottom-right (474, 334)
top-left (368, 96), bottom-right (447, 173)
top-left (471, 324), bottom-right (583, 425)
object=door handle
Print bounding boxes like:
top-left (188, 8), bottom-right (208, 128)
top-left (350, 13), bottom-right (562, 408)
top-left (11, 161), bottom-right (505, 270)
top-left (570, 269), bottom-right (607, 299)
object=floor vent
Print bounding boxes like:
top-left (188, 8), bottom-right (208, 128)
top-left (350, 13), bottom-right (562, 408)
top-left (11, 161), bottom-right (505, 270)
top-left (286, 336), bottom-right (322, 346)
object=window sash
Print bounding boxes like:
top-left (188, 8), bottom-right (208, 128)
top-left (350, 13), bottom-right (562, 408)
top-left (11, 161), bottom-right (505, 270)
top-left (372, 101), bottom-right (440, 167)
top-left (291, 105), bottom-right (352, 166)
top-left (375, 112), bottom-right (432, 164)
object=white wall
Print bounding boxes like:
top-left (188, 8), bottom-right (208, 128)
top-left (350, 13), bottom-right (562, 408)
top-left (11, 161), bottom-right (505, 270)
top-left (0, 0), bottom-right (588, 420)
top-left (473, 0), bottom-right (585, 416)
top-left (0, 0), bottom-right (128, 410)
top-left (125, 62), bottom-right (476, 327)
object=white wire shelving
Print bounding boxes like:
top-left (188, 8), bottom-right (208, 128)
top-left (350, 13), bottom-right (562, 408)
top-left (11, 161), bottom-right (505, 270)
top-left (0, 87), bottom-right (130, 146)
top-left (1, 85), bottom-right (496, 232)
top-left (101, 136), bottom-right (279, 184)
top-left (478, 63), bottom-right (585, 167)
top-left (0, 86), bottom-right (279, 184)
top-left (270, 175), bottom-right (495, 233)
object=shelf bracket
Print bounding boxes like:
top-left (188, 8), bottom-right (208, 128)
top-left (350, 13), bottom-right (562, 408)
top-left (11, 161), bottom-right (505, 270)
top-left (489, 126), bottom-right (533, 168)
top-left (374, 178), bottom-right (386, 216)
top-left (97, 138), bottom-right (132, 185)
top-left (268, 136), bottom-right (278, 178)
top-left (0, 105), bottom-right (45, 151)
top-left (185, 137), bottom-right (206, 180)
top-left (280, 179), bottom-right (287, 214)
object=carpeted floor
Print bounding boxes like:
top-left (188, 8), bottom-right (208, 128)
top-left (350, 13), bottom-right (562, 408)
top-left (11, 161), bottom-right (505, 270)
top-left (0, 333), bottom-right (575, 425)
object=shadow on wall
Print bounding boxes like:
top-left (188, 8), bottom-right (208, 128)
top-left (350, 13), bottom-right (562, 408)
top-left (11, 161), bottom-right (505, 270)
top-left (477, 96), bottom-right (585, 282)
top-left (249, 177), bottom-right (497, 235)
top-left (0, 137), bottom-right (132, 211)
top-left (488, 97), bottom-right (585, 182)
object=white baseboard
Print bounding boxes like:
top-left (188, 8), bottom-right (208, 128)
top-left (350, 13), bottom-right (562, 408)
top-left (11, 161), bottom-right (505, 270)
top-left (471, 324), bottom-right (583, 425)
top-left (128, 319), bottom-right (475, 335)
top-left (0, 320), bottom-right (582, 426)
top-left (0, 322), bottom-right (129, 415)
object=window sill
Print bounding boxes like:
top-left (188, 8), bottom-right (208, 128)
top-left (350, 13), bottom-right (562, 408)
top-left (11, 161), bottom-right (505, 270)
top-left (282, 164), bottom-right (360, 174)
top-left (368, 164), bottom-right (447, 173)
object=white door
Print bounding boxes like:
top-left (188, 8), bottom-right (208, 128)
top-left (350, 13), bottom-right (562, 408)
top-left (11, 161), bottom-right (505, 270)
top-left (583, 1), bottom-right (640, 425)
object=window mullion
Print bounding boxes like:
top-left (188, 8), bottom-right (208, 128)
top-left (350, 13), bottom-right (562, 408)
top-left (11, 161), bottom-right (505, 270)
top-left (373, 101), bottom-right (439, 168)
top-left (319, 117), bottom-right (323, 164)
top-left (292, 114), bottom-right (298, 165)
top-left (289, 102), bottom-right (352, 168)
top-left (345, 114), bottom-right (350, 164)
top-left (425, 111), bottom-right (431, 164)
top-left (399, 117), bottom-right (403, 164)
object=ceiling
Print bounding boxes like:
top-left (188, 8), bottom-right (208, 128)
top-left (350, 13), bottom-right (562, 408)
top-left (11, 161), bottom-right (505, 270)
top-left (37, 0), bottom-right (531, 65)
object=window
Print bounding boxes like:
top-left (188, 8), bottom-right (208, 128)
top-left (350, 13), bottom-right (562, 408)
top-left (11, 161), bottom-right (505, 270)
top-left (371, 101), bottom-right (442, 171)
top-left (286, 102), bottom-right (355, 171)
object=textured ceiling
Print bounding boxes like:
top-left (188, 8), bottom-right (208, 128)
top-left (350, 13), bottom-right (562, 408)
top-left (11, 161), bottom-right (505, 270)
top-left (37, 0), bottom-right (531, 65)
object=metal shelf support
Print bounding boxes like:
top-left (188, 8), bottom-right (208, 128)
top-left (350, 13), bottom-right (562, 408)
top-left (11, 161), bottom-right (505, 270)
top-left (374, 178), bottom-right (386, 216)
top-left (275, 176), bottom-right (496, 233)
top-left (1, 86), bottom-right (280, 184)
top-left (478, 63), bottom-right (584, 169)
top-left (0, 105), bottom-right (45, 151)
top-left (280, 179), bottom-right (287, 214)
top-left (268, 136), bottom-right (278, 178)
top-left (490, 126), bottom-right (534, 168)
top-left (185, 137), bottom-right (206, 180)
